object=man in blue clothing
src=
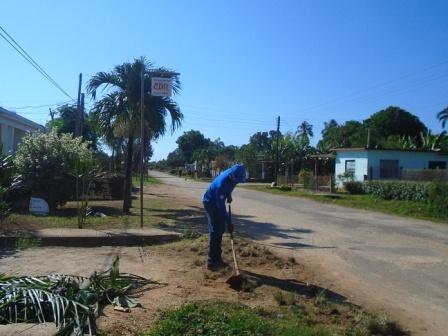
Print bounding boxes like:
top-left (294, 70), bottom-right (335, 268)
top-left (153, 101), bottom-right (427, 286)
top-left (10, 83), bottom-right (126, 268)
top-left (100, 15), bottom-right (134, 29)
top-left (203, 164), bottom-right (246, 270)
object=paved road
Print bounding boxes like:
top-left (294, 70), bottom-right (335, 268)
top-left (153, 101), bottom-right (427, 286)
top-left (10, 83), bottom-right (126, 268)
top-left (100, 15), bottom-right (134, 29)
top-left (150, 171), bottom-right (448, 336)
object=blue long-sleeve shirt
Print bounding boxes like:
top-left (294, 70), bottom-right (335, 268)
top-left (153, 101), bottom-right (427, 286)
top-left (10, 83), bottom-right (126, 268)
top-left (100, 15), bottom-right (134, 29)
top-left (203, 164), bottom-right (246, 223)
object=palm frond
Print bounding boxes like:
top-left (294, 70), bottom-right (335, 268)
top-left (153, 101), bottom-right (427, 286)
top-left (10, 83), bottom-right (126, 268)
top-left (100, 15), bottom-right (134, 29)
top-left (437, 107), bottom-right (448, 129)
top-left (0, 257), bottom-right (156, 335)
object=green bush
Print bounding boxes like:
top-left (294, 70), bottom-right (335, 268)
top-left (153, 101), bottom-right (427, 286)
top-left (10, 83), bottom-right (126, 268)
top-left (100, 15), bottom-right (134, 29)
top-left (278, 184), bottom-right (292, 191)
top-left (14, 132), bottom-right (94, 210)
top-left (343, 181), bottom-right (364, 194)
top-left (363, 181), bottom-right (429, 202)
top-left (427, 180), bottom-right (448, 217)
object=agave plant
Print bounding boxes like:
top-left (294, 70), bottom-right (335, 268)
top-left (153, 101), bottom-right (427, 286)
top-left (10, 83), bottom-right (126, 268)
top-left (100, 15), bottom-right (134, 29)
top-left (0, 257), bottom-right (156, 335)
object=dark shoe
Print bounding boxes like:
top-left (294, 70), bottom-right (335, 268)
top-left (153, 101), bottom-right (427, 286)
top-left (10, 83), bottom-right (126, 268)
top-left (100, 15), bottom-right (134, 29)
top-left (207, 261), bottom-right (228, 271)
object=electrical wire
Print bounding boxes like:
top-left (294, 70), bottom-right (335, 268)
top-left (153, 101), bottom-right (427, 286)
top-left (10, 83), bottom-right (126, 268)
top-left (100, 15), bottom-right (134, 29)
top-left (0, 25), bottom-right (73, 99)
top-left (6, 100), bottom-right (74, 110)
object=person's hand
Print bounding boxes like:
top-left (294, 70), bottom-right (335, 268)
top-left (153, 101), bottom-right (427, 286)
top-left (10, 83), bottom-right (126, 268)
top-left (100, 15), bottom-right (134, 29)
top-left (228, 223), bottom-right (234, 234)
top-left (227, 195), bottom-right (232, 204)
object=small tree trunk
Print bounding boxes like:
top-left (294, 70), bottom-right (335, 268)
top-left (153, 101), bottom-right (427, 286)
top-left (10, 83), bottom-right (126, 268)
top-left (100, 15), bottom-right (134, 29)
top-left (123, 135), bottom-right (134, 214)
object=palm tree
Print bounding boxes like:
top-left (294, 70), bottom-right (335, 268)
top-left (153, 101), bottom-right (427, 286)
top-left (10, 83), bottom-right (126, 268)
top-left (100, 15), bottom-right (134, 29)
top-left (296, 121), bottom-right (314, 145)
top-left (437, 107), bottom-right (448, 128)
top-left (87, 57), bottom-right (182, 214)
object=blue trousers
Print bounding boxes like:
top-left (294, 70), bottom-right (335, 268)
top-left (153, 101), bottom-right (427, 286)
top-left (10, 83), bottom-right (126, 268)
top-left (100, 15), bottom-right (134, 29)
top-left (203, 201), bottom-right (225, 266)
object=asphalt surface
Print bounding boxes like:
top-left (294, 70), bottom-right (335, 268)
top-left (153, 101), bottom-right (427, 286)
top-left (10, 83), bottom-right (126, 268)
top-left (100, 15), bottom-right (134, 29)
top-left (150, 171), bottom-right (448, 336)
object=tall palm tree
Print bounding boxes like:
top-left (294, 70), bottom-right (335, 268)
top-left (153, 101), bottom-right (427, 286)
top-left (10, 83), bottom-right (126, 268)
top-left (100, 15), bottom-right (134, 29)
top-left (87, 57), bottom-right (182, 214)
top-left (437, 107), bottom-right (448, 129)
top-left (296, 121), bottom-right (314, 145)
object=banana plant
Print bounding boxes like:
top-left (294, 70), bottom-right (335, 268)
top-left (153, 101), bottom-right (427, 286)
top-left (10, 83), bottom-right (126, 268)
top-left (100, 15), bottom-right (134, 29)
top-left (74, 158), bottom-right (99, 229)
top-left (0, 256), bottom-right (156, 335)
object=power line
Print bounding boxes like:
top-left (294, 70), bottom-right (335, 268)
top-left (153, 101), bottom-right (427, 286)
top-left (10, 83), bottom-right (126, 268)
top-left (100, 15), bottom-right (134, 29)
top-left (6, 100), bottom-right (73, 110)
top-left (0, 25), bottom-right (73, 99)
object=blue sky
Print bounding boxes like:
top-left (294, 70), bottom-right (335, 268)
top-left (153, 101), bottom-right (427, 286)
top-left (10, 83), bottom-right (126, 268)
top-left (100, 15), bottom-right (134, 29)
top-left (1, 0), bottom-right (447, 160)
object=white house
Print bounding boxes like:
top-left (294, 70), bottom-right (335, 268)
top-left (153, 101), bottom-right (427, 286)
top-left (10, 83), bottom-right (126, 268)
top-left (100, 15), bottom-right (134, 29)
top-left (335, 148), bottom-right (448, 186)
top-left (0, 107), bottom-right (42, 154)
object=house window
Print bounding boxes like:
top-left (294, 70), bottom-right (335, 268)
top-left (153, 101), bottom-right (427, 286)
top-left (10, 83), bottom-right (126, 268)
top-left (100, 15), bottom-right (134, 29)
top-left (380, 160), bottom-right (399, 179)
top-left (428, 161), bottom-right (446, 170)
top-left (345, 160), bottom-right (356, 175)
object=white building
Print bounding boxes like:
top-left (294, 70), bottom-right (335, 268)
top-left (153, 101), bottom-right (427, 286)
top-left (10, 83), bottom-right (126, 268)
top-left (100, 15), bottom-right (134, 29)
top-left (335, 148), bottom-right (448, 186)
top-left (0, 107), bottom-right (42, 154)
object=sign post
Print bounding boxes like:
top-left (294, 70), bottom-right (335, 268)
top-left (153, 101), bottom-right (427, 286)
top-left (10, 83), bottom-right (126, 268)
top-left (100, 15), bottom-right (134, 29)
top-left (139, 73), bottom-right (176, 228)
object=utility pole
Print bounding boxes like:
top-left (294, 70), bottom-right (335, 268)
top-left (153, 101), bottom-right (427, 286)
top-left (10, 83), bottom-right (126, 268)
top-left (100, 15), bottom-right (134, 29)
top-left (49, 108), bottom-right (54, 121)
top-left (140, 68), bottom-right (145, 229)
top-left (275, 116), bottom-right (280, 186)
top-left (75, 73), bottom-right (82, 136)
top-left (80, 93), bottom-right (85, 136)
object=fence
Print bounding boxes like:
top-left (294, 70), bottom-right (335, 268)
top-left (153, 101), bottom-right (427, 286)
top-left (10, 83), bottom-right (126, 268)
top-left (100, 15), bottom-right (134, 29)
top-left (277, 174), bottom-right (335, 192)
top-left (399, 169), bottom-right (448, 181)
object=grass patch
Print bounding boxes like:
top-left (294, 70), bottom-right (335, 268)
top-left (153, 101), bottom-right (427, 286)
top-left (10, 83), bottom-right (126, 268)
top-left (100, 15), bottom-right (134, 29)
top-left (139, 300), bottom-right (408, 336)
top-left (7, 196), bottom-right (179, 230)
top-left (243, 185), bottom-right (447, 223)
top-left (141, 301), bottom-right (333, 336)
top-left (132, 176), bottom-right (161, 186)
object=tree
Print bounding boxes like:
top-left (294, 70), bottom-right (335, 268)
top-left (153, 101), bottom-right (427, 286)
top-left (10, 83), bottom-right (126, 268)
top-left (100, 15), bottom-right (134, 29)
top-left (46, 104), bottom-right (99, 149)
top-left (176, 130), bottom-right (211, 163)
top-left (296, 121), bottom-right (313, 144)
top-left (87, 57), bottom-right (182, 214)
top-left (319, 120), bottom-right (367, 148)
top-left (437, 106), bottom-right (448, 129)
top-left (364, 106), bottom-right (427, 142)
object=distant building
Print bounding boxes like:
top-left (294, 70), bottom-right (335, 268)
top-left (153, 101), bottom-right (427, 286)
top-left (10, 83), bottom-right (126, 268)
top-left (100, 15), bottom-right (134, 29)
top-left (335, 148), bottom-right (448, 186)
top-left (0, 107), bottom-right (42, 153)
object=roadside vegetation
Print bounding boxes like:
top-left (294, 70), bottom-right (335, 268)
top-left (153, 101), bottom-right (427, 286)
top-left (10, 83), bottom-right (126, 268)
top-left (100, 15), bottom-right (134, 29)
top-left (243, 184), bottom-right (448, 223)
top-left (132, 236), bottom-right (408, 336)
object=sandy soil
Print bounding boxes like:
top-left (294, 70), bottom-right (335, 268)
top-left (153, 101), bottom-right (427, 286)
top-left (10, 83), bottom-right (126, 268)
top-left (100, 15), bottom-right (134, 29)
top-left (0, 181), bottom-right (409, 335)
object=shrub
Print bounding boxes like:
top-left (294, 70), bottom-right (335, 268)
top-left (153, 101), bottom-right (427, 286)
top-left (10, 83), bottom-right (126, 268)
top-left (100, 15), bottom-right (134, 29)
top-left (278, 184), bottom-right (292, 191)
top-left (93, 173), bottom-right (125, 199)
top-left (427, 180), bottom-right (448, 217)
top-left (14, 132), bottom-right (94, 210)
top-left (363, 181), bottom-right (429, 202)
top-left (343, 181), bottom-right (364, 194)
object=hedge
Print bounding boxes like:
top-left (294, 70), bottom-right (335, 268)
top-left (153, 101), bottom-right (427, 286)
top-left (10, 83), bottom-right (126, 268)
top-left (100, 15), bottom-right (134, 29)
top-left (363, 181), bottom-right (429, 202)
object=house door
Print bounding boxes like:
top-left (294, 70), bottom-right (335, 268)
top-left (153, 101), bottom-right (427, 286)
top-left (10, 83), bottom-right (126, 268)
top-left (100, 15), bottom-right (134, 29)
top-left (380, 160), bottom-right (399, 179)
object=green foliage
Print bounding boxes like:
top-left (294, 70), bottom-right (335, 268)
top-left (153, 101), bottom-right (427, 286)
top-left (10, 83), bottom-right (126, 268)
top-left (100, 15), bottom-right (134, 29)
top-left (0, 186), bottom-right (11, 224)
top-left (88, 56), bottom-right (183, 213)
top-left (145, 301), bottom-right (331, 336)
top-left (0, 256), bottom-right (155, 336)
top-left (319, 119), bottom-right (367, 149)
top-left (364, 106), bottom-right (427, 145)
top-left (14, 132), bottom-right (94, 209)
top-left (0, 150), bottom-right (16, 222)
top-left (437, 106), bottom-right (448, 129)
top-left (74, 158), bottom-right (99, 228)
top-left (319, 106), bottom-right (429, 150)
top-left (344, 181), bottom-right (364, 194)
top-left (427, 180), bottom-right (448, 217)
top-left (46, 104), bottom-right (99, 149)
top-left (278, 184), bottom-right (292, 191)
top-left (363, 181), bottom-right (429, 202)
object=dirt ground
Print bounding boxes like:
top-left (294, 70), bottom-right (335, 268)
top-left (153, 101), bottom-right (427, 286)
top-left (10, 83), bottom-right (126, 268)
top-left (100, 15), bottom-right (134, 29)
top-left (96, 236), bottom-right (321, 335)
top-left (0, 183), bottom-right (408, 335)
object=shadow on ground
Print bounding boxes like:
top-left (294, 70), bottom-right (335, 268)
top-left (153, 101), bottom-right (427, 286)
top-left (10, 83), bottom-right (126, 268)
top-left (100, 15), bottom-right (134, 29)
top-left (152, 206), bottom-right (333, 250)
top-left (235, 270), bottom-right (347, 303)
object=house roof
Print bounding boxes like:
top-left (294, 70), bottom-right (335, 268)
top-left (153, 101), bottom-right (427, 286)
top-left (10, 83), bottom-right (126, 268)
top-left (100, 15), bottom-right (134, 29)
top-left (333, 147), bottom-right (448, 155)
top-left (0, 107), bottom-right (42, 130)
